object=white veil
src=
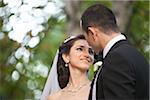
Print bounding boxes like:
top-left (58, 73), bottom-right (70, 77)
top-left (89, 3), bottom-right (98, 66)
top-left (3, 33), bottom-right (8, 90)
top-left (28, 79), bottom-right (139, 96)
top-left (41, 50), bottom-right (60, 100)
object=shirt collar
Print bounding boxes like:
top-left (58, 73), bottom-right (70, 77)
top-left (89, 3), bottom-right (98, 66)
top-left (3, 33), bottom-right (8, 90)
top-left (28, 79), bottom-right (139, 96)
top-left (103, 34), bottom-right (126, 58)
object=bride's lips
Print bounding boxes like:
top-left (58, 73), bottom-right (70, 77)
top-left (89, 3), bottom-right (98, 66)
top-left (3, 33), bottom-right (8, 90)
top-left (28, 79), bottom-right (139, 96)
top-left (81, 58), bottom-right (91, 63)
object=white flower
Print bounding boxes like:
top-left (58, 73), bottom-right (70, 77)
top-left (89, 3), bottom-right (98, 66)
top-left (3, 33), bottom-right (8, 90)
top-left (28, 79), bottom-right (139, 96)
top-left (93, 61), bottom-right (103, 72)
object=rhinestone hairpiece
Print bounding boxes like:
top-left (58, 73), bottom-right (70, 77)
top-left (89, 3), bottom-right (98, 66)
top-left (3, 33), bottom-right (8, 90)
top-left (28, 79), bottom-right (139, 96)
top-left (63, 36), bottom-right (76, 43)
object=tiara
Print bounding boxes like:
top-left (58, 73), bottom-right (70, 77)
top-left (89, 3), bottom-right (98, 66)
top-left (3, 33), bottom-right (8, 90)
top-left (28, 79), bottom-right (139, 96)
top-left (63, 35), bottom-right (76, 43)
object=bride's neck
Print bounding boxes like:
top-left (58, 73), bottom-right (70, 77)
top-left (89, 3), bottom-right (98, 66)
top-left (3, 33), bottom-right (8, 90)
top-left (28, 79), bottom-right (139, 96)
top-left (68, 70), bottom-right (89, 87)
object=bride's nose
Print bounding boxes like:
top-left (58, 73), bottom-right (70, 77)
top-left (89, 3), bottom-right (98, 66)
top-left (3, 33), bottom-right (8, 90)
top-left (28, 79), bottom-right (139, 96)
top-left (83, 49), bottom-right (90, 57)
top-left (83, 49), bottom-right (93, 61)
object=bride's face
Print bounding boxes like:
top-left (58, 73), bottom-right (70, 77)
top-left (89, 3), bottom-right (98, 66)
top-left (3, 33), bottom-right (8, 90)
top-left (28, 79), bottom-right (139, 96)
top-left (67, 39), bottom-right (94, 70)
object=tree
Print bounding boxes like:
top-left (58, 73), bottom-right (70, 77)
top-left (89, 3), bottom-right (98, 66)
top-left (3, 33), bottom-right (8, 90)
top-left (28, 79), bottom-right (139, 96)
top-left (0, 0), bottom-right (149, 99)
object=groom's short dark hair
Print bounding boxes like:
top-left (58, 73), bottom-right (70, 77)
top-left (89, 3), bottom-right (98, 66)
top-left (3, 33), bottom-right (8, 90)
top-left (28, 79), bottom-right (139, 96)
top-left (81, 4), bottom-right (119, 34)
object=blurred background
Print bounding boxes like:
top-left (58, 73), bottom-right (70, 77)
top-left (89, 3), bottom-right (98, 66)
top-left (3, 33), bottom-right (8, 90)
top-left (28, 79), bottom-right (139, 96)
top-left (0, 0), bottom-right (149, 99)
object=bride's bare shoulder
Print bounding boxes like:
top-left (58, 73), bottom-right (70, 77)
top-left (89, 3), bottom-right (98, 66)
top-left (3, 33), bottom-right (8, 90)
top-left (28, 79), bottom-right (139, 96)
top-left (48, 90), bottom-right (62, 100)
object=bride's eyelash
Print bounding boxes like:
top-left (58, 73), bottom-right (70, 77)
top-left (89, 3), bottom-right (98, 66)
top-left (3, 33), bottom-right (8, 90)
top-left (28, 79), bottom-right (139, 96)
top-left (76, 47), bottom-right (94, 55)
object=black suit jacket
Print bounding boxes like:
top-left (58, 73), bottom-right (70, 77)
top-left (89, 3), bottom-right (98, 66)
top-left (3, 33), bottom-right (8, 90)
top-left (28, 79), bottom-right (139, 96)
top-left (89, 40), bottom-right (149, 100)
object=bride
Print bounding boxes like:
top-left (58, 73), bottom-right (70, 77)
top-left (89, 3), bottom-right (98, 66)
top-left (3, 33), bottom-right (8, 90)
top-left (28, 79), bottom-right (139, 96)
top-left (41, 35), bottom-right (94, 100)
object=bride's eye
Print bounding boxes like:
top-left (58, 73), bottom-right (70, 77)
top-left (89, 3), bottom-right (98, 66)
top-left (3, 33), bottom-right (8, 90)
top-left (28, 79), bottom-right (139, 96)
top-left (76, 47), bottom-right (83, 51)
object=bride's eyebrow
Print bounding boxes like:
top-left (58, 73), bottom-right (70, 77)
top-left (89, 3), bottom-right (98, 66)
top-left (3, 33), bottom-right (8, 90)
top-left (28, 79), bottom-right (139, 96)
top-left (76, 45), bottom-right (91, 49)
top-left (75, 45), bottom-right (85, 48)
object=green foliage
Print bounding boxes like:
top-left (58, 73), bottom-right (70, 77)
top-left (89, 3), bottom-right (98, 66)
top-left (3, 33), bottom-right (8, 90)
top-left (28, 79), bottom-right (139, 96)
top-left (88, 65), bottom-right (95, 81)
top-left (0, 15), bottom-right (66, 99)
top-left (35, 17), bottom-right (66, 67)
top-left (127, 1), bottom-right (149, 60)
top-left (29, 17), bottom-right (66, 98)
top-left (80, 0), bottom-right (111, 13)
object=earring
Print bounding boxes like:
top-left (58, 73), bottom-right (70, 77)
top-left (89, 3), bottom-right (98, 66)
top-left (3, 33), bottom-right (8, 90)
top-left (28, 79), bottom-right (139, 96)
top-left (65, 63), bottom-right (68, 67)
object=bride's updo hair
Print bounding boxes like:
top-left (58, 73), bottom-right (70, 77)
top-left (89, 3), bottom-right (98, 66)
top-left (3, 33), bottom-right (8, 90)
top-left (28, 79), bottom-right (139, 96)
top-left (57, 34), bottom-right (85, 88)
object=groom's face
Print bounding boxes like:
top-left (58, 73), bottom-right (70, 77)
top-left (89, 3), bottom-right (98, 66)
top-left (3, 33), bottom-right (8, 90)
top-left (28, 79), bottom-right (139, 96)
top-left (84, 31), bottom-right (99, 54)
top-left (80, 20), bottom-right (101, 54)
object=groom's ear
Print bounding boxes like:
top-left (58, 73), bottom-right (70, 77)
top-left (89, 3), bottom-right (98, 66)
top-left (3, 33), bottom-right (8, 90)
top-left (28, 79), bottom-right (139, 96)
top-left (88, 27), bottom-right (98, 41)
top-left (62, 54), bottom-right (69, 63)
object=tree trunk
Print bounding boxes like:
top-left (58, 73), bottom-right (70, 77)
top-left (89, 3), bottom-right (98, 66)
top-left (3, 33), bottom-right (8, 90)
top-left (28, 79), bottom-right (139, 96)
top-left (112, 1), bottom-right (134, 33)
top-left (63, 0), bottom-right (82, 36)
top-left (64, 1), bottom-right (134, 36)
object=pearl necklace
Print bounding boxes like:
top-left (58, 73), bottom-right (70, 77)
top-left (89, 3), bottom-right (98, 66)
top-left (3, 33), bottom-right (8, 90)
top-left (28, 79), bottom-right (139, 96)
top-left (63, 81), bottom-right (90, 94)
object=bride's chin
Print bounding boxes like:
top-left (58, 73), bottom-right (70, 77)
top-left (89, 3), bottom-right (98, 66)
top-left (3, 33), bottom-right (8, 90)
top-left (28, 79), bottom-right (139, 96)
top-left (80, 65), bottom-right (90, 70)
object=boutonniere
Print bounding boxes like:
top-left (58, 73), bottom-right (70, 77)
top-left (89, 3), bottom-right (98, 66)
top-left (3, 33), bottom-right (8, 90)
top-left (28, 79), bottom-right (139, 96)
top-left (93, 61), bottom-right (103, 72)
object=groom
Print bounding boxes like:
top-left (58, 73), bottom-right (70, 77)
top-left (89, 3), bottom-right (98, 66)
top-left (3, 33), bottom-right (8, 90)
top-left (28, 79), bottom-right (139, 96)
top-left (80, 4), bottom-right (149, 100)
